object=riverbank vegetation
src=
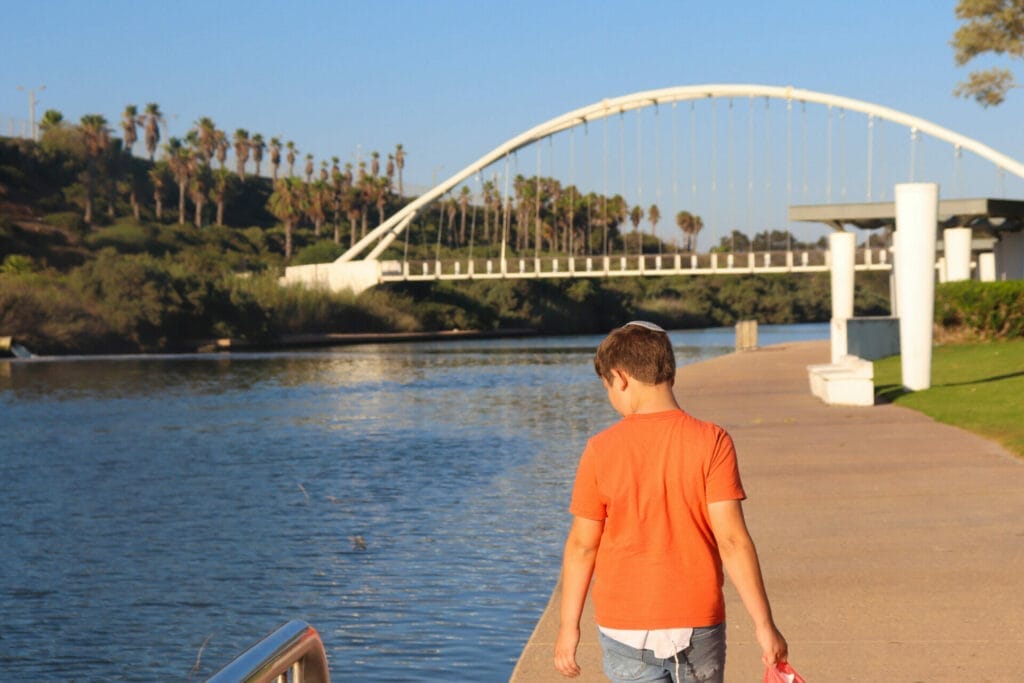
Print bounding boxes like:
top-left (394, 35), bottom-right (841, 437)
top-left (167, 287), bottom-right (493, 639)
top-left (874, 338), bottom-right (1024, 457)
top-left (10, 108), bottom-right (1017, 357)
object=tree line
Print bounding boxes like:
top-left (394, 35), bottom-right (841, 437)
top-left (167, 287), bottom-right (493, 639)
top-left (27, 102), bottom-right (736, 264)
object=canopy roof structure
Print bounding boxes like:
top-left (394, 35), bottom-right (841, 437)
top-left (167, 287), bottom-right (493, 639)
top-left (789, 198), bottom-right (1024, 233)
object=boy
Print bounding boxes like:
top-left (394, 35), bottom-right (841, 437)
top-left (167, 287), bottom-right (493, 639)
top-left (554, 321), bottom-right (787, 682)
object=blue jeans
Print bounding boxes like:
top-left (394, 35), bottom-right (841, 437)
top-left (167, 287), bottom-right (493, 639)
top-left (599, 624), bottom-right (726, 683)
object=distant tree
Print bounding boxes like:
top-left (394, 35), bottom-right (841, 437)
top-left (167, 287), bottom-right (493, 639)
top-left (304, 153), bottom-right (314, 183)
top-left (307, 179), bottom-right (330, 236)
top-left (629, 205), bottom-right (644, 253)
top-left (213, 129), bottom-right (229, 170)
top-left (319, 159), bottom-right (329, 182)
top-left (121, 105), bottom-right (139, 155)
top-left (952, 0), bottom-right (1024, 106)
top-left (269, 137), bottom-right (282, 180)
top-left (676, 210), bottom-right (705, 252)
top-left (210, 168), bottom-right (237, 226)
top-left (189, 165), bottom-right (211, 227)
top-left (648, 204), bottom-right (661, 238)
top-left (149, 162), bottom-right (169, 221)
top-left (233, 129), bottom-right (250, 177)
top-left (79, 114), bottom-right (110, 224)
top-left (193, 117), bottom-right (218, 165)
top-left (250, 133), bottom-right (266, 176)
top-left (142, 103), bottom-right (164, 162)
top-left (40, 108), bottom-right (64, 132)
top-left (394, 143), bottom-right (406, 197)
top-left (268, 177), bottom-right (308, 258)
top-left (286, 140), bottom-right (297, 177)
top-left (371, 150), bottom-right (380, 178)
top-left (164, 137), bottom-right (193, 225)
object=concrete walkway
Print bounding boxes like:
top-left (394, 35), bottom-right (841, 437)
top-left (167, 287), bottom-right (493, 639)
top-left (511, 340), bottom-right (1024, 682)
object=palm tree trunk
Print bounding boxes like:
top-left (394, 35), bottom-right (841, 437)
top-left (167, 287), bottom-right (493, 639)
top-left (154, 190), bottom-right (163, 221)
top-left (217, 199), bottom-right (225, 226)
top-left (285, 220), bottom-right (293, 259)
top-left (178, 182), bottom-right (187, 225)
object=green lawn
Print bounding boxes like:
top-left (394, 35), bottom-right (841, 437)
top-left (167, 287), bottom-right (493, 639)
top-left (874, 339), bottom-right (1024, 458)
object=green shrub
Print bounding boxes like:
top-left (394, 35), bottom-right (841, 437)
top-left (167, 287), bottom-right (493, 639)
top-left (85, 222), bottom-right (153, 253)
top-left (292, 239), bottom-right (346, 265)
top-left (44, 211), bottom-right (85, 232)
top-left (1, 254), bottom-right (35, 274)
top-left (938, 281), bottom-right (1024, 339)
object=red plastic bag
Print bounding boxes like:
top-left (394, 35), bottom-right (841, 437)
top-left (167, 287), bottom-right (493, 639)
top-left (764, 662), bottom-right (806, 683)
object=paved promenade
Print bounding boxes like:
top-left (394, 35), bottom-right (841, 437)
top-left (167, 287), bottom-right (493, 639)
top-left (511, 340), bottom-right (1024, 682)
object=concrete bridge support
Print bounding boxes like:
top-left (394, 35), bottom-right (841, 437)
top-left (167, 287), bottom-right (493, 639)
top-left (942, 227), bottom-right (973, 282)
top-left (828, 231), bottom-right (856, 363)
top-left (994, 231), bottom-right (1024, 281)
top-left (894, 183), bottom-right (938, 391)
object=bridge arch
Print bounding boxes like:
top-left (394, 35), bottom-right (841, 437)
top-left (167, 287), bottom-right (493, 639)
top-left (338, 83), bottom-right (1024, 263)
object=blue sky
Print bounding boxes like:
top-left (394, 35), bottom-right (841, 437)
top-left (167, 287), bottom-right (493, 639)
top-left (2, 0), bottom-right (1022, 242)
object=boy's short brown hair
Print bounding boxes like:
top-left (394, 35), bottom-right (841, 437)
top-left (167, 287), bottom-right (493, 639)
top-left (594, 322), bottom-right (676, 385)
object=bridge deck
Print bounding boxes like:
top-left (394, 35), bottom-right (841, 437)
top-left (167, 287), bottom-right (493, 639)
top-left (380, 249), bottom-right (891, 283)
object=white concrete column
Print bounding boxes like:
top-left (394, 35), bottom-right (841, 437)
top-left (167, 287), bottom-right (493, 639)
top-left (978, 252), bottom-right (996, 282)
top-left (894, 183), bottom-right (938, 391)
top-left (994, 231), bottom-right (1024, 280)
top-left (829, 231), bottom-right (856, 363)
top-left (943, 227), bottom-right (973, 282)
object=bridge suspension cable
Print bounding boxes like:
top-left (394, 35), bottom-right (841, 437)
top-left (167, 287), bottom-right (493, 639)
top-left (339, 83), bottom-right (1024, 264)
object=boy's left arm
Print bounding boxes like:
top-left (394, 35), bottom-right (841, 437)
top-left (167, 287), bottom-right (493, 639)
top-left (708, 499), bottom-right (788, 666)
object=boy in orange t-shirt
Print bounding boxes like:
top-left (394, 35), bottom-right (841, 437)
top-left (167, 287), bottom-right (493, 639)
top-left (554, 321), bottom-right (787, 682)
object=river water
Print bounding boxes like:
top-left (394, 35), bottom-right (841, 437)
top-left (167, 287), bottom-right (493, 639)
top-left (0, 323), bottom-right (826, 681)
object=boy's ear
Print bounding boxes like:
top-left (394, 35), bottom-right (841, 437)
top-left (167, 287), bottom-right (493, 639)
top-left (611, 368), bottom-right (630, 389)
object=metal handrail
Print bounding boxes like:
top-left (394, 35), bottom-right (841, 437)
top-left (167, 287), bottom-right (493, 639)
top-left (207, 620), bottom-right (330, 683)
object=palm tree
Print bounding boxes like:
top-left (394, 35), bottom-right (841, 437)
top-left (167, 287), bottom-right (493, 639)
top-left (629, 205), bottom-right (644, 253)
top-left (286, 141), bottom-right (297, 177)
top-left (149, 162), bottom-right (168, 221)
top-left (189, 164), bottom-right (210, 227)
top-left (307, 179), bottom-right (330, 236)
top-left (394, 143), bottom-right (406, 198)
top-left (193, 117), bottom-right (218, 165)
top-left (319, 159), bottom-right (329, 182)
top-left (213, 129), bottom-right (229, 170)
top-left (40, 108), bottom-right (64, 134)
top-left (250, 133), bottom-right (266, 176)
top-left (268, 177), bottom-right (307, 258)
top-left (374, 176), bottom-right (388, 227)
top-left (370, 151), bottom-right (380, 178)
top-left (458, 185), bottom-right (470, 245)
top-left (269, 137), bottom-right (282, 180)
top-left (648, 204), bottom-right (661, 253)
top-left (164, 137), bottom-right (193, 225)
top-left (210, 168), bottom-right (237, 226)
top-left (675, 210), bottom-right (704, 252)
top-left (121, 105), bottom-right (139, 155)
top-left (143, 103), bottom-right (164, 162)
top-left (79, 114), bottom-right (110, 224)
top-left (648, 204), bottom-right (661, 238)
top-left (233, 129), bottom-right (250, 177)
top-left (386, 154), bottom-right (395, 189)
top-left (304, 153), bottom-right (314, 183)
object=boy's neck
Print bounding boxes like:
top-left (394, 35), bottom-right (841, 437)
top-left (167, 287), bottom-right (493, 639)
top-left (610, 370), bottom-right (680, 415)
top-left (626, 383), bottom-right (680, 414)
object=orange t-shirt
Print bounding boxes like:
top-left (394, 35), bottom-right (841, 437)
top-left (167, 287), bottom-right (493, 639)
top-left (569, 409), bottom-right (746, 629)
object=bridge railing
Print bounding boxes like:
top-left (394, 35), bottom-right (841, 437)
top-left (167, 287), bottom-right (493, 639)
top-left (380, 248), bottom-right (890, 283)
top-left (207, 620), bottom-right (330, 683)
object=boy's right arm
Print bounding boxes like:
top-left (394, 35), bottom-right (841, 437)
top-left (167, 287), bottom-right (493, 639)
top-left (554, 515), bottom-right (604, 678)
top-left (708, 499), bottom-right (788, 666)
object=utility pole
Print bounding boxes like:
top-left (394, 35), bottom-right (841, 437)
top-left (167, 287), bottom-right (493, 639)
top-left (17, 84), bottom-right (45, 140)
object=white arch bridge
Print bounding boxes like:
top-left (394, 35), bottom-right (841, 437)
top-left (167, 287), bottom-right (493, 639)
top-left (284, 83), bottom-right (1024, 293)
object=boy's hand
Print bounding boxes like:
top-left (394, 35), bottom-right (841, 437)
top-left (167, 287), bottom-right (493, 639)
top-left (756, 623), bottom-right (788, 667)
top-left (554, 625), bottom-right (581, 677)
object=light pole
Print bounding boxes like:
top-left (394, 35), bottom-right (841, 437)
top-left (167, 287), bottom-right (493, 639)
top-left (17, 84), bottom-right (45, 140)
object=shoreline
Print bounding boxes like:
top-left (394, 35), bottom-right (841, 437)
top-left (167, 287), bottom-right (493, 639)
top-left (0, 328), bottom-right (539, 360)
